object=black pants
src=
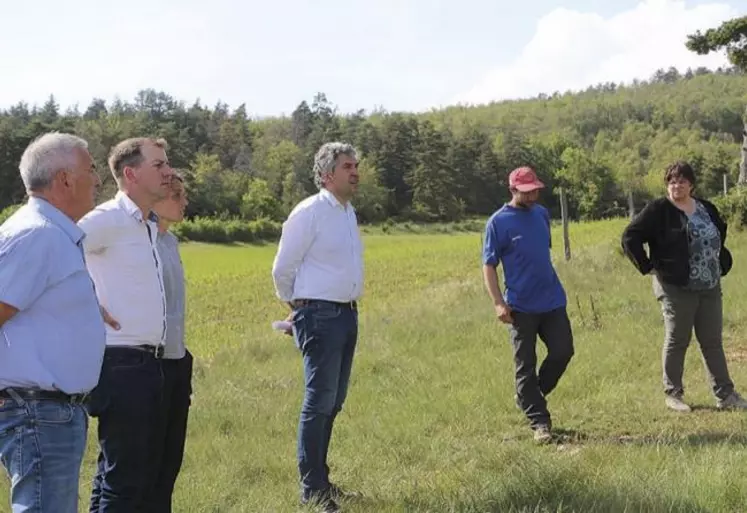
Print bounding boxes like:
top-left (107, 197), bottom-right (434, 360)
top-left (146, 351), bottom-right (193, 512)
top-left (87, 347), bottom-right (164, 513)
top-left (509, 307), bottom-right (574, 429)
top-left (86, 348), bottom-right (193, 513)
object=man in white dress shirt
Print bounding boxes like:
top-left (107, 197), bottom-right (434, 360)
top-left (78, 137), bottom-right (174, 513)
top-left (272, 142), bottom-right (364, 513)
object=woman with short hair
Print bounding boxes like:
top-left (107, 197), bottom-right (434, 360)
top-left (622, 161), bottom-right (747, 412)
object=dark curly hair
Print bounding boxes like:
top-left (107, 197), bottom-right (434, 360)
top-left (664, 161), bottom-right (696, 186)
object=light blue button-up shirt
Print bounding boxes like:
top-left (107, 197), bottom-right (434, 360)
top-left (0, 197), bottom-right (106, 394)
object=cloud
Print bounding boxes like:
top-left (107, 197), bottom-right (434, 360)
top-left (453, 0), bottom-right (740, 106)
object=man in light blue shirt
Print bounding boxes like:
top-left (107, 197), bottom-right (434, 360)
top-left (0, 132), bottom-right (107, 513)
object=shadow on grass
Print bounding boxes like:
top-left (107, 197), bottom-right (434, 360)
top-left (550, 428), bottom-right (747, 448)
top-left (491, 426), bottom-right (747, 450)
top-left (395, 464), bottom-right (711, 513)
top-left (608, 431), bottom-right (747, 448)
top-left (689, 404), bottom-right (723, 412)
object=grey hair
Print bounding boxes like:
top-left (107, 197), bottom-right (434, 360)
top-left (19, 132), bottom-right (89, 192)
top-left (312, 142), bottom-right (358, 189)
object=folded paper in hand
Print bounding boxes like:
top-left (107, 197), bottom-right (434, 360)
top-left (272, 320), bottom-right (292, 332)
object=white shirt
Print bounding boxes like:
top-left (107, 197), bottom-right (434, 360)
top-left (272, 188), bottom-right (364, 303)
top-left (78, 191), bottom-right (167, 348)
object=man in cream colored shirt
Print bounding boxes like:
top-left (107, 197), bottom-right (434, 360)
top-left (272, 142), bottom-right (364, 513)
top-left (78, 137), bottom-right (174, 513)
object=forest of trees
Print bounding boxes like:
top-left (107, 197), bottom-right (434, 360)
top-left (1, 66), bottom-right (746, 229)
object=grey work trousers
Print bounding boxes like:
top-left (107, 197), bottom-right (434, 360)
top-left (509, 307), bottom-right (574, 429)
top-left (653, 275), bottom-right (734, 400)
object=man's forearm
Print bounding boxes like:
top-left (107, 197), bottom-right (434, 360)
top-left (482, 265), bottom-right (507, 307)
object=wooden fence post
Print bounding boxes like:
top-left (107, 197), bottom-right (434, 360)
top-left (627, 190), bottom-right (635, 219)
top-left (559, 188), bottom-right (571, 261)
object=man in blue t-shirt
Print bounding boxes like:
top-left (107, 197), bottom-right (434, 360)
top-left (482, 166), bottom-right (574, 443)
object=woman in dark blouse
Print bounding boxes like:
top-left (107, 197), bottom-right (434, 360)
top-left (622, 161), bottom-right (747, 412)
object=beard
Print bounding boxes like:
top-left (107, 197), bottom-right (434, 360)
top-left (515, 198), bottom-right (535, 209)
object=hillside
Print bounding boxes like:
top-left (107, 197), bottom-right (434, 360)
top-left (1, 66), bottom-right (745, 222)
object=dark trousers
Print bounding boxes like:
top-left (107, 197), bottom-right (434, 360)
top-left (145, 351), bottom-right (193, 512)
top-left (653, 276), bottom-right (734, 400)
top-left (509, 307), bottom-right (574, 429)
top-left (291, 301), bottom-right (358, 496)
top-left (86, 347), bottom-right (164, 513)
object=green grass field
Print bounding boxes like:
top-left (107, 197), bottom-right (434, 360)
top-left (4, 218), bottom-right (747, 512)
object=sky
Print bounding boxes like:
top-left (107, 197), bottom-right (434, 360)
top-left (1, 0), bottom-right (744, 118)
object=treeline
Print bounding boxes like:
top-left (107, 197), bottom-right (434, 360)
top-left (0, 65), bottom-right (745, 234)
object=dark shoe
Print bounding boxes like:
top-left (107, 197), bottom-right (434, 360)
top-left (717, 391), bottom-right (747, 410)
top-left (301, 489), bottom-right (341, 512)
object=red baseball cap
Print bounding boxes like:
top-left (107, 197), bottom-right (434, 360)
top-left (509, 167), bottom-right (545, 192)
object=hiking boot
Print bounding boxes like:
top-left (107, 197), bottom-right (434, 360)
top-left (717, 391), bottom-right (747, 410)
top-left (665, 395), bottom-right (691, 412)
top-left (533, 424), bottom-right (552, 443)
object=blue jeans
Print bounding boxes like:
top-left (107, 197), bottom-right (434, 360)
top-left (292, 301), bottom-right (358, 495)
top-left (0, 390), bottom-right (88, 513)
top-left (86, 347), bottom-right (164, 513)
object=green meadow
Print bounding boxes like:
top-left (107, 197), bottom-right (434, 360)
top-left (5, 217), bottom-right (747, 512)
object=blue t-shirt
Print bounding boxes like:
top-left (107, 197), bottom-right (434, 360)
top-left (482, 203), bottom-right (566, 314)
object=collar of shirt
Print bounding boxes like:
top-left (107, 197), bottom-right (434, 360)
top-left (27, 196), bottom-right (85, 246)
top-left (115, 190), bottom-right (159, 224)
top-left (319, 188), bottom-right (350, 211)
